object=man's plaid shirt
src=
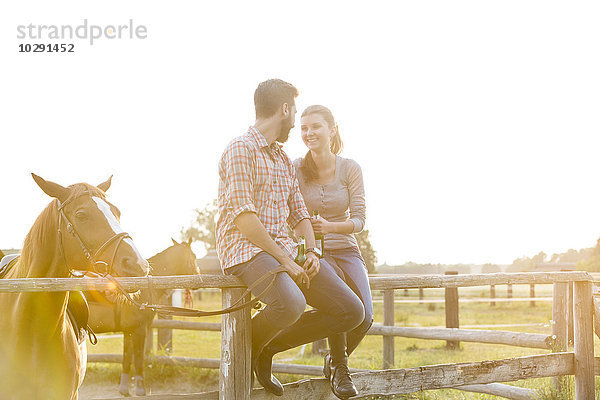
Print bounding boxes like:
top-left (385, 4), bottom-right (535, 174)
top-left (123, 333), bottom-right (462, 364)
top-left (216, 127), bottom-right (310, 271)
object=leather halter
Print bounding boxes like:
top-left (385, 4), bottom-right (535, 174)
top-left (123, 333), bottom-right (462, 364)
top-left (57, 193), bottom-right (132, 277)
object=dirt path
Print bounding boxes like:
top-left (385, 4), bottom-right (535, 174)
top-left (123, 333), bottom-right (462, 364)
top-left (79, 381), bottom-right (215, 399)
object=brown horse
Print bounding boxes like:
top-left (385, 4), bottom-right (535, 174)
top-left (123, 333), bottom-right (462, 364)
top-left (87, 238), bottom-right (198, 396)
top-left (0, 174), bottom-right (148, 400)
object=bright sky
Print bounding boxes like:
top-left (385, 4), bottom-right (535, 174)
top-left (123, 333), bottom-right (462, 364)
top-left (1, 1), bottom-right (599, 266)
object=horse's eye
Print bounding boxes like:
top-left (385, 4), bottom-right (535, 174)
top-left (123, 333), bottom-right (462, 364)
top-left (75, 211), bottom-right (88, 220)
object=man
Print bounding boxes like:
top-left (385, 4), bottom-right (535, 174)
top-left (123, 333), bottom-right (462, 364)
top-left (216, 79), bottom-right (364, 397)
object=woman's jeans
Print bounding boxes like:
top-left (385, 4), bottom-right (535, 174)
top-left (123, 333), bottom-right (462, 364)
top-left (227, 251), bottom-right (365, 352)
top-left (324, 247), bottom-right (374, 363)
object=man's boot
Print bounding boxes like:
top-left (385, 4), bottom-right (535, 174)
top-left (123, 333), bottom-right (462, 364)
top-left (255, 314), bottom-right (323, 397)
top-left (254, 339), bottom-right (291, 396)
top-left (251, 312), bottom-right (284, 396)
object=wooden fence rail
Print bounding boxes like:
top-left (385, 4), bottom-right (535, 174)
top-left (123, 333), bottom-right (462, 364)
top-left (108, 353), bottom-right (576, 400)
top-left (0, 271), bottom-right (591, 293)
top-left (89, 323), bottom-right (555, 383)
top-left (148, 319), bottom-right (555, 349)
top-left (1, 271), bottom-right (596, 399)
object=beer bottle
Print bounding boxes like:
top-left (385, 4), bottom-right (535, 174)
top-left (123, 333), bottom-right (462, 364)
top-left (313, 211), bottom-right (325, 258)
top-left (295, 236), bottom-right (307, 266)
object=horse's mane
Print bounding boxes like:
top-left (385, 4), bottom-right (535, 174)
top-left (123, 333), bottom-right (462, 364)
top-left (19, 183), bottom-right (107, 275)
top-left (148, 245), bottom-right (176, 263)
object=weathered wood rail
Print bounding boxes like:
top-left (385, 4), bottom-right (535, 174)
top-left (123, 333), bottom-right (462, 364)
top-left (89, 323), bottom-right (555, 377)
top-left (400, 281), bottom-right (545, 306)
top-left (0, 271), bottom-right (595, 399)
top-left (146, 320), bottom-right (554, 350)
top-left (0, 271), bottom-right (590, 293)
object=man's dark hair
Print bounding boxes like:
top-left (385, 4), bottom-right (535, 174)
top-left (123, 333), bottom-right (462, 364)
top-left (254, 79), bottom-right (299, 119)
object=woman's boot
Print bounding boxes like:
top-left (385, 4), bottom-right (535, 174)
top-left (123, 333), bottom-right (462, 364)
top-left (325, 332), bottom-right (358, 399)
top-left (326, 355), bottom-right (358, 399)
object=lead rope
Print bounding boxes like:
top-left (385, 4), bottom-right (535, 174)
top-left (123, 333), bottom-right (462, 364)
top-left (148, 274), bottom-right (154, 305)
top-left (101, 266), bottom-right (286, 317)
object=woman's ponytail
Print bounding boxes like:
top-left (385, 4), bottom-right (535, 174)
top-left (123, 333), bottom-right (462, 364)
top-left (330, 123), bottom-right (343, 155)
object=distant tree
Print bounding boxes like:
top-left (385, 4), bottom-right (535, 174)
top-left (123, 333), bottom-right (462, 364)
top-left (531, 251), bottom-right (547, 266)
top-left (356, 229), bottom-right (377, 274)
top-left (559, 249), bottom-right (580, 263)
top-left (510, 244), bottom-right (600, 272)
top-left (591, 238), bottom-right (600, 271)
top-left (481, 263), bottom-right (500, 273)
top-left (579, 237), bottom-right (600, 272)
top-left (181, 200), bottom-right (217, 250)
top-left (507, 256), bottom-right (534, 272)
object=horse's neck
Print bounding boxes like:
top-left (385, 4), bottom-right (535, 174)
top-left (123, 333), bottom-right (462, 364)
top-left (19, 201), bottom-right (71, 279)
top-left (6, 257), bottom-right (70, 348)
top-left (0, 201), bottom-right (74, 400)
top-left (9, 260), bottom-right (70, 348)
top-left (22, 237), bottom-right (69, 279)
top-left (148, 251), bottom-right (181, 276)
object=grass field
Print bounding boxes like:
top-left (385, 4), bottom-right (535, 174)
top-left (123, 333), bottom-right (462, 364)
top-left (80, 284), bottom-right (600, 399)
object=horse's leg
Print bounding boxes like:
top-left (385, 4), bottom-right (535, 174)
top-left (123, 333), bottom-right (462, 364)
top-left (133, 326), bottom-right (147, 396)
top-left (119, 333), bottom-right (133, 396)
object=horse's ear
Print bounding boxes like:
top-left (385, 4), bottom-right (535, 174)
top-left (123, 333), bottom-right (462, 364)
top-left (31, 173), bottom-right (69, 202)
top-left (97, 175), bottom-right (113, 193)
top-left (171, 238), bottom-right (179, 246)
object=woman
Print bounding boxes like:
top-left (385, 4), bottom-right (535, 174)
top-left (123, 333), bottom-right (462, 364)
top-left (294, 105), bottom-right (374, 399)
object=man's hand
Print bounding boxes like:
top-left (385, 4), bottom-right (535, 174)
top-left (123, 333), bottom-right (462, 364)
top-left (280, 258), bottom-right (311, 289)
top-left (303, 252), bottom-right (320, 281)
top-left (233, 213), bottom-right (311, 287)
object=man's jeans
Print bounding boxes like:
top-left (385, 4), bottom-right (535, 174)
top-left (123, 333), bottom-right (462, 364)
top-left (227, 251), bottom-right (364, 348)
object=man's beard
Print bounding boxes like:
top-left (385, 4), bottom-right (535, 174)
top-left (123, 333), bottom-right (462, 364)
top-left (276, 115), bottom-right (294, 143)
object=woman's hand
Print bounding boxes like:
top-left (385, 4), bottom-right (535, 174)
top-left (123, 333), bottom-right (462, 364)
top-left (311, 214), bottom-right (332, 235)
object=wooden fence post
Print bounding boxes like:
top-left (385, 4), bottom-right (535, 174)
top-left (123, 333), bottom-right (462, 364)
top-left (157, 293), bottom-right (173, 355)
top-left (573, 280), bottom-right (594, 399)
top-left (530, 284), bottom-right (535, 307)
top-left (552, 282), bottom-right (568, 391)
top-left (490, 285), bottom-right (495, 307)
top-left (445, 271), bottom-right (459, 350)
top-left (383, 289), bottom-right (395, 369)
top-left (568, 282), bottom-right (574, 345)
top-left (419, 288), bottom-right (424, 305)
top-left (220, 288), bottom-right (251, 400)
top-left (507, 284), bottom-right (513, 299)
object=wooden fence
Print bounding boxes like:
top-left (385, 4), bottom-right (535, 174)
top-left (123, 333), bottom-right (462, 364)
top-left (0, 271), bottom-right (596, 399)
top-left (400, 282), bottom-right (545, 306)
top-left (145, 273), bottom-right (574, 371)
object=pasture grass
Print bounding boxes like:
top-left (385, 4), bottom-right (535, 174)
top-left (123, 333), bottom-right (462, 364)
top-left (82, 285), bottom-right (600, 399)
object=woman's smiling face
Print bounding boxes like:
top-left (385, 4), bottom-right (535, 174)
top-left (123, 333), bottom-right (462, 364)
top-left (300, 113), bottom-right (333, 152)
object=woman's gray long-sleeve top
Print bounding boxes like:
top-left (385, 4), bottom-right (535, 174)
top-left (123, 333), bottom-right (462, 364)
top-left (293, 155), bottom-right (366, 250)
